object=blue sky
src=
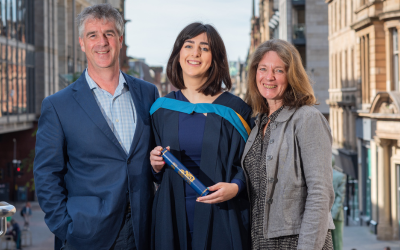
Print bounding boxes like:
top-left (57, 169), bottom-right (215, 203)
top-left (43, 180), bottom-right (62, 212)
top-left (125, 0), bottom-right (253, 68)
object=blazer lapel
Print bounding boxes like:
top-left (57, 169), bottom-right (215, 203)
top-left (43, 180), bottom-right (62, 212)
top-left (241, 122), bottom-right (259, 168)
top-left (72, 71), bottom-right (126, 156)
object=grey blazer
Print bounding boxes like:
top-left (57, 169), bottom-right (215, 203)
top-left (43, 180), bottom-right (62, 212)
top-left (241, 105), bottom-right (335, 250)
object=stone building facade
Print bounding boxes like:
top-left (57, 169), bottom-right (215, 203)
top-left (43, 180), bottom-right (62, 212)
top-left (233, 0), bottom-right (277, 100)
top-left (278, 0), bottom-right (330, 117)
top-left (326, 0), bottom-right (400, 241)
top-left (235, 0), bottom-right (329, 119)
top-left (0, 0), bottom-right (124, 201)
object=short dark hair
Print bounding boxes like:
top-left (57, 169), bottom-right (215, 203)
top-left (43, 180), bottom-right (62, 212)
top-left (166, 22), bottom-right (231, 96)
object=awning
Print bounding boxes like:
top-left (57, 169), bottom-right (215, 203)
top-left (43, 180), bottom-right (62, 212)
top-left (335, 148), bottom-right (358, 179)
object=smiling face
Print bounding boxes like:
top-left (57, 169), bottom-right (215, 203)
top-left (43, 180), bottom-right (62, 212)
top-left (179, 32), bottom-right (212, 82)
top-left (79, 18), bottom-right (122, 72)
top-left (256, 51), bottom-right (289, 104)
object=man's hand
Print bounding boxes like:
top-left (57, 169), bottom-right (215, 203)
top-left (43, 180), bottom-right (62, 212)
top-left (196, 182), bottom-right (239, 204)
top-left (150, 146), bottom-right (169, 173)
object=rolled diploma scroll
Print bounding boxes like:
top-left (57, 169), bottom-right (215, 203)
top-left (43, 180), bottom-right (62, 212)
top-left (160, 148), bottom-right (210, 197)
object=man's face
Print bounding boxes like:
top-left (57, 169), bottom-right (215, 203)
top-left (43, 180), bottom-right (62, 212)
top-left (79, 18), bottom-right (122, 71)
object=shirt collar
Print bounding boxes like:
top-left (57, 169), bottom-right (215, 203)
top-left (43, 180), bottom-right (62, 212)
top-left (85, 69), bottom-right (127, 94)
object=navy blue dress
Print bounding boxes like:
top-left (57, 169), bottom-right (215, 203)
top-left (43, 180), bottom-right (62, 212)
top-left (174, 91), bottom-right (245, 243)
top-left (151, 91), bottom-right (251, 250)
top-left (176, 91), bottom-right (206, 241)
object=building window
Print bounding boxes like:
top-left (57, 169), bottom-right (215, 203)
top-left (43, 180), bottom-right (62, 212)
top-left (361, 35), bottom-right (370, 104)
top-left (337, 2), bottom-right (340, 31)
top-left (397, 164), bottom-right (400, 238)
top-left (348, 176), bottom-right (360, 221)
top-left (330, 54), bottom-right (334, 89)
top-left (350, 0), bottom-right (353, 25)
top-left (350, 48), bottom-right (354, 87)
top-left (0, 0), bottom-right (34, 118)
top-left (333, 2), bottom-right (336, 33)
top-left (393, 29), bottom-right (399, 91)
top-left (334, 53), bottom-right (340, 89)
top-left (338, 52), bottom-right (342, 89)
top-left (344, 0), bottom-right (347, 28)
top-left (363, 146), bottom-right (372, 219)
top-left (344, 50), bottom-right (348, 88)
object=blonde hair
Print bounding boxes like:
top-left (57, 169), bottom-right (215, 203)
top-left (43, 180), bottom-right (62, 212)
top-left (245, 39), bottom-right (317, 116)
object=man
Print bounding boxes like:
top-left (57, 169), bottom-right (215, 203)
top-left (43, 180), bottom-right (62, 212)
top-left (331, 166), bottom-right (346, 250)
top-left (20, 202), bottom-right (32, 229)
top-left (34, 4), bottom-right (159, 250)
top-left (9, 219), bottom-right (21, 250)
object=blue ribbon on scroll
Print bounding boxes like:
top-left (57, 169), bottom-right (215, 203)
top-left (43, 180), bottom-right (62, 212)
top-left (160, 147), bottom-right (210, 197)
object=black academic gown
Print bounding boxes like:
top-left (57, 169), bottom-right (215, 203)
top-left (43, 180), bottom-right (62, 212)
top-left (151, 91), bottom-right (252, 250)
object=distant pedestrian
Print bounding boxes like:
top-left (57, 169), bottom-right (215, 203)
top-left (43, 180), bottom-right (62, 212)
top-left (20, 202), bottom-right (32, 229)
top-left (10, 219), bottom-right (21, 250)
top-left (331, 166), bottom-right (346, 250)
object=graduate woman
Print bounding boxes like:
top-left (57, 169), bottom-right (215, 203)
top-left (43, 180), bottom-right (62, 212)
top-left (149, 22), bottom-right (251, 250)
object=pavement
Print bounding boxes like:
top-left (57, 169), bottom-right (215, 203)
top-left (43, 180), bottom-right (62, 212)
top-left (0, 201), bottom-right (53, 250)
top-left (343, 225), bottom-right (400, 250)
top-left (0, 201), bottom-right (399, 250)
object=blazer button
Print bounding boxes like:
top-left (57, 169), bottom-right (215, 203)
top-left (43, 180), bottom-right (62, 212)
top-left (270, 139), bottom-right (274, 144)
top-left (127, 160), bottom-right (131, 164)
top-left (271, 124), bottom-right (277, 129)
top-left (267, 155), bottom-right (273, 161)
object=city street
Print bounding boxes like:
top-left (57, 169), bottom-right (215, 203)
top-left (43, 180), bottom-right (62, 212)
top-left (0, 202), bottom-right (399, 250)
top-left (0, 0), bottom-right (399, 249)
top-left (343, 225), bottom-right (400, 250)
top-left (0, 202), bottom-right (53, 250)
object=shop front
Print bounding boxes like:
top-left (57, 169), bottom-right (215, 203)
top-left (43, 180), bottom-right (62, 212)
top-left (359, 91), bottom-right (400, 240)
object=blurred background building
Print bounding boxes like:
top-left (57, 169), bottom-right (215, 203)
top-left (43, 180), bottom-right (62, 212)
top-left (233, 0), bottom-right (329, 119)
top-left (127, 58), bottom-right (175, 97)
top-left (326, 0), bottom-right (400, 241)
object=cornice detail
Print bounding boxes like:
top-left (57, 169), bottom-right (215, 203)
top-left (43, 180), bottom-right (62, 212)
top-left (379, 10), bottom-right (400, 21)
top-left (351, 17), bottom-right (380, 31)
top-left (355, 1), bottom-right (384, 14)
top-left (374, 136), bottom-right (392, 147)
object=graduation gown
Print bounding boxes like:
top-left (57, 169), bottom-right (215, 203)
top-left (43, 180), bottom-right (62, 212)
top-left (151, 91), bottom-right (252, 250)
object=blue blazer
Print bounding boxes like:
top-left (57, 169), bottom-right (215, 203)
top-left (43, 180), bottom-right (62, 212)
top-left (33, 71), bottom-right (159, 250)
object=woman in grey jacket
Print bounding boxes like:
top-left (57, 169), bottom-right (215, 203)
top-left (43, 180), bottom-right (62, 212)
top-left (242, 39), bottom-right (335, 250)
